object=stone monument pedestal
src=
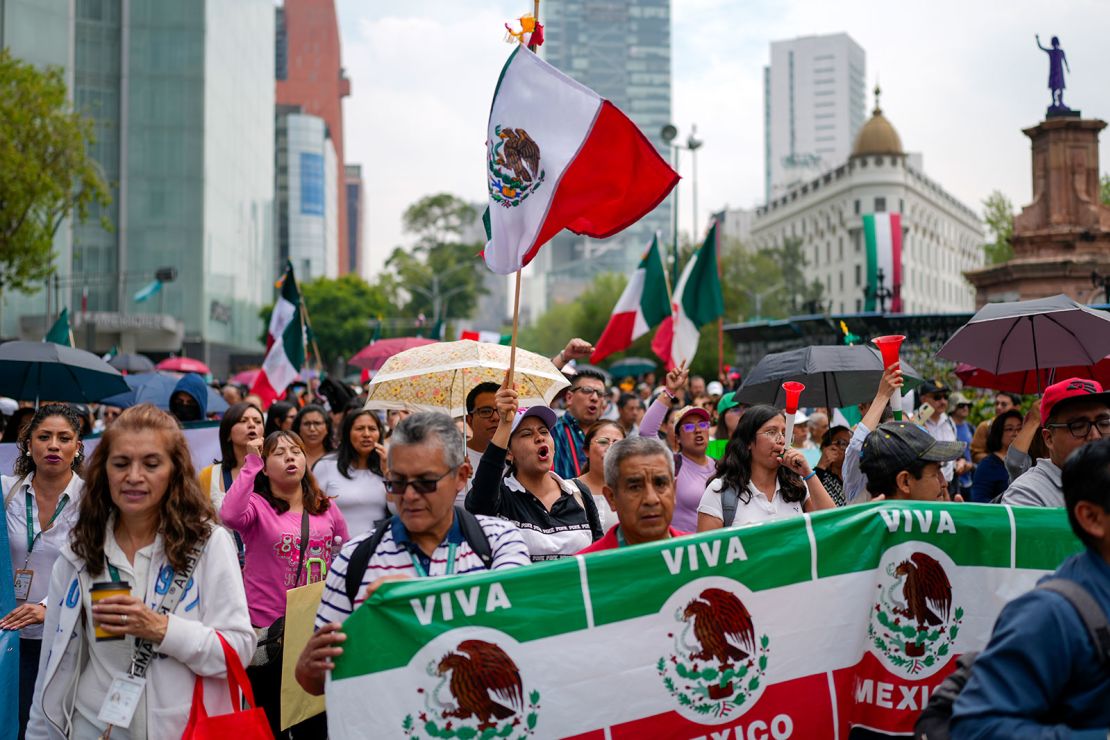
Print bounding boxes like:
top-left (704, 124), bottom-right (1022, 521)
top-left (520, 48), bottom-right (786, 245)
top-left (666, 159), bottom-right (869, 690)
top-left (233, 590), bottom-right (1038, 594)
top-left (966, 117), bottom-right (1110, 306)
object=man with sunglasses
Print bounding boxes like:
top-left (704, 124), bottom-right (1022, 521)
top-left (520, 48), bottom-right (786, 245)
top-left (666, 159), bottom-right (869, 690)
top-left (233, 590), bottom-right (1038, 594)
top-left (1001, 377), bottom-right (1110, 508)
top-left (917, 380), bottom-right (970, 491)
top-left (553, 369), bottom-right (608, 479)
top-left (295, 413), bottom-right (530, 696)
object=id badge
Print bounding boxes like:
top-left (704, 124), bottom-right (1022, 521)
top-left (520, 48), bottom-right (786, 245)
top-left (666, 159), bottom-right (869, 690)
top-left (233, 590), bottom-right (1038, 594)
top-left (13, 569), bottom-right (33, 601)
top-left (97, 675), bottom-right (146, 728)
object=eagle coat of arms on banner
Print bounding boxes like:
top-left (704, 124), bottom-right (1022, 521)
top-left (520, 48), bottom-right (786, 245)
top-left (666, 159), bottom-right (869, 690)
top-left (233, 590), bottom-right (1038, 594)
top-left (488, 125), bottom-right (545, 208)
top-left (658, 585), bottom-right (771, 722)
top-left (402, 639), bottom-right (541, 739)
top-left (869, 550), bottom-right (964, 677)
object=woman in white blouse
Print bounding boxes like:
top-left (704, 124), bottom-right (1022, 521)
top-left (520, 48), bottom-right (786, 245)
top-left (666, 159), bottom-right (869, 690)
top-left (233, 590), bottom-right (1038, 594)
top-left (312, 409), bottom-right (389, 536)
top-left (697, 405), bottom-right (836, 530)
top-left (1, 404), bottom-right (86, 735)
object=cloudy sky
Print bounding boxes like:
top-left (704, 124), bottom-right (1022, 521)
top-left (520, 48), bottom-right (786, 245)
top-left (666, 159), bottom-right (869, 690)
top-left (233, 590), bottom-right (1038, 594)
top-left (336, 0), bottom-right (1110, 279)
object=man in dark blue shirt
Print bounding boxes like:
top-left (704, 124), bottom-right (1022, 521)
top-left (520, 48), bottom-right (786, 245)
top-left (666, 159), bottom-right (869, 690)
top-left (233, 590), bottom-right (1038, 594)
top-left (951, 437), bottom-right (1110, 738)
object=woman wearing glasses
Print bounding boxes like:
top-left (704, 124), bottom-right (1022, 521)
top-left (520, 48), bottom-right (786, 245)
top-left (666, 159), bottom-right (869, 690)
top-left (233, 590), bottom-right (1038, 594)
top-left (814, 425), bottom-right (851, 506)
top-left (697, 405), bottom-right (837, 531)
top-left (292, 404), bottom-right (334, 470)
top-left (573, 420), bottom-right (626, 532)
top-left (468, 385), bottom-right (603, 560)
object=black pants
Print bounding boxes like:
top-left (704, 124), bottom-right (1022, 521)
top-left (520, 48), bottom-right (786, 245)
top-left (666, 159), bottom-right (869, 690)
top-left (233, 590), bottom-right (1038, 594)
top-left (18, 638), bottom-right (42, 740)
top-left (245, 652), bottom-right (328, 739)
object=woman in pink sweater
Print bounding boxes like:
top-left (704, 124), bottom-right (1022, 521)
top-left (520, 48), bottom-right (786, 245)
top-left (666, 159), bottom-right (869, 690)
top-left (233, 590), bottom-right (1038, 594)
top-left (220, 429), bottom-right (348, 736)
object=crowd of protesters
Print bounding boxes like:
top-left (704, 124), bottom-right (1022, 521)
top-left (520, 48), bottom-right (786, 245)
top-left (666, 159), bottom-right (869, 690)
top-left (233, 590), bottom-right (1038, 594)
top-left (1, 334), bottom-right (1107, 738)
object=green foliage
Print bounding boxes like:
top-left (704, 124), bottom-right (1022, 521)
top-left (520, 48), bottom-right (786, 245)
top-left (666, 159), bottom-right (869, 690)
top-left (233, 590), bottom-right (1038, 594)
top-left (1101, 173), bottom-right (1110, 205)
top-left (518, 272), bottom-right (645, 361)
top-left (982, 191), bottom-right (1015, 265)
top-left (0, 49), bottom-right (110, 294)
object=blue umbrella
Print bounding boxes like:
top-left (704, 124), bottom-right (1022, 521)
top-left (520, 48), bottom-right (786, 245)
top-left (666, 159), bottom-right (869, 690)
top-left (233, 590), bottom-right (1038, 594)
top-left (100, 371), bottom-right (229, 415)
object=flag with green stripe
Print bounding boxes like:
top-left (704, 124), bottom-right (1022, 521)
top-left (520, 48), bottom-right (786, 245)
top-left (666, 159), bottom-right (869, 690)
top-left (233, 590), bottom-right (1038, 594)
top-left (863, 212), bottom-right (903, 313)
top-left (251, 262), bottom-right (304, 407)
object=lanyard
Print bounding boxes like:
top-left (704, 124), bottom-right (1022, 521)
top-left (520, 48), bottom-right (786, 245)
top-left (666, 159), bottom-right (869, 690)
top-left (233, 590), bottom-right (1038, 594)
top-left (106, 562), bottom-right (122, 582)
top-left (616, 528), bottom-right (628, 548)
top-left (409, 542), bottom-right (457, 578)
top-left (24, 490), bottom-right (69, 555)
top-left (564, 425), bottom-right (582, 476)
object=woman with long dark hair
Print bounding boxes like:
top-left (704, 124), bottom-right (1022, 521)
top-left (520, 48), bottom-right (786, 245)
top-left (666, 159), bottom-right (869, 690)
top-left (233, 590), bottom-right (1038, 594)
top-left (220, 429), bottom-right (348, 736)
top-left (292, 403), bottom-right (334, 470)
top-left (197, 401), bottom-right (264, 513)
top-left (263, 400), bottom-right (298, 439)
top-left (573, 420), bottom-right (626, 533)
top-left (313, 409), bottom-right (388, 536)
top-left (1, 404), bottom-right (86, 736)
top-left (697, 404), bottom-right (836, 530)
top-left (28, 404), bottom-right (253, 738)
top-left (971, 409), bottom-right (1024, 503)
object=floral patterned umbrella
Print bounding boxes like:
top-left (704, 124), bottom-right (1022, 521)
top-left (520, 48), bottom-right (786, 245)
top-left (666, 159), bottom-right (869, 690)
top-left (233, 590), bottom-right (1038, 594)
top-left (364, 340), bottom-right (569, 417)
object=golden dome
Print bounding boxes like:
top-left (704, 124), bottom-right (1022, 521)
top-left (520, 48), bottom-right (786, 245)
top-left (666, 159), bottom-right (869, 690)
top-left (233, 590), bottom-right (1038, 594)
top-left (851, 85), bottom-right (903, 157)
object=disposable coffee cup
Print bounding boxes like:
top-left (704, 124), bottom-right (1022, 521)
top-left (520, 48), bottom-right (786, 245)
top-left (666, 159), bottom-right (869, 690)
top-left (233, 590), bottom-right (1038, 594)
top-left (91, 581), bottom-right (131, 641)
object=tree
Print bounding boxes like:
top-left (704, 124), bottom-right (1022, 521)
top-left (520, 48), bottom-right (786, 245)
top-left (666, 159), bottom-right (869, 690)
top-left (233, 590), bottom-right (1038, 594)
top-left (1102, 173), bottom-right (1110, 205)
top-left (259, 274), bottom-right (394, 371)
top-left (982, 191), bottom-right (1015, 265)
top-left (0, 49), bottom-right (109, 295)
top-left (775, 237), bottom-right (825, 313)
top-left (386, 193), bottom-right (486, 324)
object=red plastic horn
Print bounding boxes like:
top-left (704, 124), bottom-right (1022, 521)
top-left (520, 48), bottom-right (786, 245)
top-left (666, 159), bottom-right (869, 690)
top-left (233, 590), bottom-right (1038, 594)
top-left (782, 381), bottom-right (805, 414)
top-left (872, 335), bottom-right (905, 369)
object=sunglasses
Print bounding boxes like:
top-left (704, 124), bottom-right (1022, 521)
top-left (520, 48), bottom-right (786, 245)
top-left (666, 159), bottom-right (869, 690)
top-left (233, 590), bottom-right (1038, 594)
top-left (681, 421), bottom-right (711, 433)
top-left (383, 467), bottom-right (458, 495)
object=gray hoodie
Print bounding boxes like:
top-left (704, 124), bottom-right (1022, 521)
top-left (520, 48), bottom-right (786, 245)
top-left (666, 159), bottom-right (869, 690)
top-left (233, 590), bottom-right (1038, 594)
top-left (999, 457), bottom-right (1064, 507)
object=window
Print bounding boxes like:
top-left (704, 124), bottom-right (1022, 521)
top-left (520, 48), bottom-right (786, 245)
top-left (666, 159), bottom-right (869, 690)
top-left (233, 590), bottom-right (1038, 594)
top-left (300, 152), bottom-right (325, 216)
top-left (854, 199), bottom-right (860, 215)
top-left (839, 272), bottom-right (844, 291)
top-left (874, 197), bottom-right (886, 212)
top-left (855, 264), bottom-right (861, 287)
top-left (855, 298), bottom-right (862, 312)
top-left (838, 237), bottom-right (844, 260)
top-left (826, 243), bottom-right (831, 263)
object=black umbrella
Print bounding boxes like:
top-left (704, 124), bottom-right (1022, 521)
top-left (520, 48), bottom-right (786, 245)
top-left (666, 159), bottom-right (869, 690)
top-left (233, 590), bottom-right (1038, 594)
top-left (108, 353), bottom-right (155, 374)
top-left (0, 341), bottom-right (130, 403)
top-left (736, 345), bottom-right (924, 409)
top-left (937, 294), bottom-right (1110, 381)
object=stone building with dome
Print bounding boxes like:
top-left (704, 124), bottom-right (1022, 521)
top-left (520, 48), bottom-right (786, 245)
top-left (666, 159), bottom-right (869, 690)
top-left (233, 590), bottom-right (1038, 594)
top-left (748, 87), bottom-right (984, 315)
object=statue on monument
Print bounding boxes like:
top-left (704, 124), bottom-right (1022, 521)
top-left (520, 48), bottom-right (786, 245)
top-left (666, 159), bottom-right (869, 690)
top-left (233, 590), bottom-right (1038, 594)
top-left (1036, 34), bottom-right (1072, 114)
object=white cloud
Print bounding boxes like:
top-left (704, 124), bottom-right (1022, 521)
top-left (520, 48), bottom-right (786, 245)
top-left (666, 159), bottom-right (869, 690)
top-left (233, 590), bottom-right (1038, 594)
top-left (339, 0), bottom-right (1110, 278)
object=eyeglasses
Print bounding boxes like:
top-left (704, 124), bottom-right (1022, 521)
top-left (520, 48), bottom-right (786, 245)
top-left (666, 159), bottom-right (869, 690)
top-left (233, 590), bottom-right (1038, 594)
top-left (826, 440), bottom-right (849, 449)
top-left (592, 437), bottom-right (617, 447)
top-left (383, 467), bottom-right (459, 495)
top-left (300, 420), bottom-right (326, 428)
top-left (469, 406), bottom-right (497, 419)
top-left (759, 429), bottom-right (787, 442)
top-left (1045, 416), bottom-right (1110, 439)
top-left (681, 421), bottom-right (711, 433)
top-left (572, 387), bottom-right (605, 399)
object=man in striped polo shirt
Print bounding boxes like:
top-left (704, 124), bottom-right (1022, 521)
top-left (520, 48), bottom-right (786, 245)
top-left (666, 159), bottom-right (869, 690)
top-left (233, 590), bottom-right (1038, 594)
top-left (295, 412), bottom-right (530, 696)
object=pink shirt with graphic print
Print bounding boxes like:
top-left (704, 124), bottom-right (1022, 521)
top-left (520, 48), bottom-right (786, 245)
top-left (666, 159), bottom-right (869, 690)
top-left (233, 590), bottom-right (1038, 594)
top-left (220, 454), bottom-right (349, 626)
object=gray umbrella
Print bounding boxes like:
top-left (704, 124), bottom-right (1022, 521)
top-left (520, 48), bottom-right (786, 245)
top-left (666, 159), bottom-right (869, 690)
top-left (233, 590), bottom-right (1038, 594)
top-left (108, 353), bottom-right (155, 374)
top-left (937, 294), bottom-right (1110, 378)
top-left (736, 345), bottom-right (923, 409)
top-left (0, 341), bottom-right (130, 403)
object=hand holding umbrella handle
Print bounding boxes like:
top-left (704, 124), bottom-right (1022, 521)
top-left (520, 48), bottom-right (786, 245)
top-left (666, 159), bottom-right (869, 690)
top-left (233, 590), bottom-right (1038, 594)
top-left (782, 381), bottom-right (805, 448)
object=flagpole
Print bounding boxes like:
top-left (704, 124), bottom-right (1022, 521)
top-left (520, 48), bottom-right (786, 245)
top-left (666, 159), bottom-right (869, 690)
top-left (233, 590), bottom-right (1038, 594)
top-left (299, 299), bottom-right (326, 375)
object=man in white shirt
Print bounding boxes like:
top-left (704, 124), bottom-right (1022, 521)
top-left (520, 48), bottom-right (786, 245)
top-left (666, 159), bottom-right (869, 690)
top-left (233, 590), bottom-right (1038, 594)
top-left (918, 381), bottom-right (972, 488)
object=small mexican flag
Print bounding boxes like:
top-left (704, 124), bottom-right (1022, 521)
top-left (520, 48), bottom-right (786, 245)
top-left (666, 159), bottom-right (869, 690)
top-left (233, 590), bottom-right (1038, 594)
top-left (459, 330), bottom-right (511, 345)
top-left (482, 46), bottom-right (678, 274)
top-left (591, 235), bottom-right (671, 363)
top-left (651, 223), bottom-right (724, 370)
top-left (251, 262), bottom-right (304, 407)
top-left (863, 212), bottom-right (903, 313)
top-left (43, 308), bottom-right (73, 347)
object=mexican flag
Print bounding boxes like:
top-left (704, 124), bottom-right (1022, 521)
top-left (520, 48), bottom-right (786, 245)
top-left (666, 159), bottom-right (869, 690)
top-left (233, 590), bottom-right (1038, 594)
top-left (482, 46), bottom-right (678, 275)
top-left (651, 223), bottom-right (724, 370)
top-left (591, 236), bottom-right (671, 363)
top-left (251, 262), bottom-right (304, 407)
top-left (864, 212), bottom-right (903, 313)
top-left (326, 503), bottom-right (1077, 739)
top-left (43, 308), bottom-right (73, 347)
top-left (459, 330), bottom-right (511, 345)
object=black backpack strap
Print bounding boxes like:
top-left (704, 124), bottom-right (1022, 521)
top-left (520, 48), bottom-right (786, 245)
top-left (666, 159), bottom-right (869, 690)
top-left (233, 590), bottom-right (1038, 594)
top-left (345, 519), bottom-right (393, 604)
top-left (571, 479), bottom-right (604, 541)
top-left (720, 485), bottom-right (740, 528)
top-left (454, 506), bottom-right (493, 569)
top-left (1037, 578), bottom-right (1110, 667)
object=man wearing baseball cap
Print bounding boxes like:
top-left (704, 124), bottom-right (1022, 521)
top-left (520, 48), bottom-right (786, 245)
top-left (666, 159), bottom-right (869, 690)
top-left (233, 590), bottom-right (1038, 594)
top-left (859, 421), bottom-right (968, 501)
top-left (917, 380), bottom-right (972, 490)
top-left (1000, 377), bottom-right (1110, 508)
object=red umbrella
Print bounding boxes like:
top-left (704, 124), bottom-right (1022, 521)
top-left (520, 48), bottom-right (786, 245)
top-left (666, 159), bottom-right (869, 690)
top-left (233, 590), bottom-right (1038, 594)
top-left (156, 356), bottom-right (211, 375)
top-left (955, 357), bottom-right (1110, 394)
top-left (349, 337), bottom-right (438, 371)
top-left (232, 369), bottom-right (260, 386)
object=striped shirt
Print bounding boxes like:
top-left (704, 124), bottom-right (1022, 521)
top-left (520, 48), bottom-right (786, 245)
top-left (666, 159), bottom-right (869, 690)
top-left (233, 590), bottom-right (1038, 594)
top-left (315, 513), bottom-right (530, 628)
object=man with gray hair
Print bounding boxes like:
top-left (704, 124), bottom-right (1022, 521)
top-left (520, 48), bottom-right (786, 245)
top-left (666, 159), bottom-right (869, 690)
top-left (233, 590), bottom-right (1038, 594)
top-left (578, 435), bottom-right (687, 553)
top-left (296, 412), bottom-right (530, 696)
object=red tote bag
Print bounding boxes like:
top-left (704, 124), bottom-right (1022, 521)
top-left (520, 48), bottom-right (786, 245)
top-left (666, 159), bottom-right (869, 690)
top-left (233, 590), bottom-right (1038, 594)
top-left (182, 632), bottom-right (274, 740)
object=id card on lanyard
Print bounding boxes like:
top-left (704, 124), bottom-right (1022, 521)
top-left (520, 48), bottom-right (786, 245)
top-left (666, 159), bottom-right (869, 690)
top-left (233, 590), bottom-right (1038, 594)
top-left (14, 489), bottom-right (69, 601)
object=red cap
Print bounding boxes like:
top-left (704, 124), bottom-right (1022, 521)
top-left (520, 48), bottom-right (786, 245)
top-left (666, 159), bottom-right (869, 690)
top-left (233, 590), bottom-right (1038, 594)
top-left (1040, 377), bottom-right (1110, 422)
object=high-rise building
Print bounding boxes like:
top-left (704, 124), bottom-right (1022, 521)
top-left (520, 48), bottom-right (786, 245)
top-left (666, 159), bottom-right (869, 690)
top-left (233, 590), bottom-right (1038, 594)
top-left (4, 0), bottom-right (275, 374)
top-left (764, 33), bottom-right (866, 202)
top-left (275, 0), bottom-right (351, 275)
top-left (345, 164), bottom-right (364, 276)
top-left (528, 0), bottom-right (672, 317)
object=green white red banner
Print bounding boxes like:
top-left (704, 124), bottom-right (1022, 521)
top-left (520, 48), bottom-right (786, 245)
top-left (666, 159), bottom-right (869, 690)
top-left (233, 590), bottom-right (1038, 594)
top-left (327, 502), bottom-right (1080, 739)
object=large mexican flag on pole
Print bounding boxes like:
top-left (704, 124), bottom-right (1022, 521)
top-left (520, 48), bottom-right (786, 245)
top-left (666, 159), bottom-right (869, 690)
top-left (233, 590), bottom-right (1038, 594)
top-left (482, 46), bottom-right (679, 275)
top-left (863, 212), bottom-right (903, 313)
top-left (326, 502), bottom-right (1079, 738)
